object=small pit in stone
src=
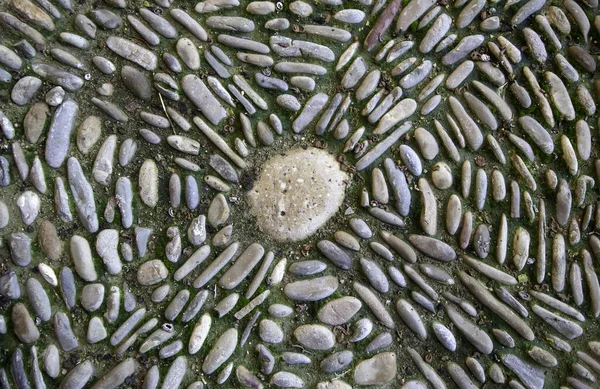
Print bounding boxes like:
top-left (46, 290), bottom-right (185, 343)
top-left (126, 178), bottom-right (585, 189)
top-left (247, 147), bottom-right (349, 242)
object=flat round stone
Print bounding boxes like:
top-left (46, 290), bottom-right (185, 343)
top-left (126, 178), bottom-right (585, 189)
top-left (354, 352), bottom-right (397, 385)
top-left (248, 147), bottom-right (348, 242)
top-left (294, 324), bottom-right (335, 350)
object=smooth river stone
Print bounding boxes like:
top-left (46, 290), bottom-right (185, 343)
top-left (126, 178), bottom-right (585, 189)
top-left (12, 303), bottom-right (39, 343)
top-left (106, 36), bottom-right (157, 70)
top-left (137, 260), bottom-right (168, 285)
top-left (294, 324), bottom-right (335, 350)
top-left (182, 74), bottom-right (227, 125)
top-left (67, 157), bottom-right (99, 233)
top-left (318, 296), bottom-right (362, 325)
top-left (45, 99), bottom-right (78, 168)
top-left (218, 243), bottom-right (264, 289)
top-left (202, 328), bottom-right (238, 374)
top-left (354, 352), bottom-right (397, 385)
top-left (139, 159), bottom-right (158, 208)
top-left (81, 284), bottom-right (104, 312)
top-left (284, 276), bottom-right (339, 301)
top-left (70, 235), bottom-right (97, 281)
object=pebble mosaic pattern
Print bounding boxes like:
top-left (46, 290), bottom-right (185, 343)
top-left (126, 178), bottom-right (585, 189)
top-left (0, 0), bottom-right (599, 386)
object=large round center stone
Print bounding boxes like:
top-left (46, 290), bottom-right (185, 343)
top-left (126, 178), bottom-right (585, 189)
top-left (248, 147), bottom-right (349, 242)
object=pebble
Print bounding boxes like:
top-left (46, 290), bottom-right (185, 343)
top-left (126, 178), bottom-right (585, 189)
top-left (259, 319), bottom-right (283, 344)
top-left (11, 76), bottom-right (42, 105)
top-left (318, 296), bottom-right (362, 325)
top-left (502, 354), bottom-right (544, 389)
top-left (26, 278), bottom-right (51, 321)
top-left (321, 351), bottom-right (353, 373)
top-left (12, 303), bottom-right (39, 343)
top-left (67, 157), bottom-right (99, 232)
top-left (9, 232), bottom-right (32, 266)
top-left (317, 240), bottom-right (352, 270)
top-left (106, 36), bottom-right (156, 70)
top-left (87, 316), bottom-right (107, 344)
top-left (546, 72), bottom-right (575, 120)
top-left (354, 352), bottom-right (397, 385)
top-left (182, 75), bottom-right (227, 125)
top-left (288, 260), bottom-right (326, 276)
top-left (60, 360), bottom-right (94, 389)
top-left (45, 99), bottom-right (79, 168)
top-left (202, 328), bottom-right (238, 374)
top-left (54, 311), bottom-right (79, 351)
top-left (0, 201), bottom-right (8, 228)
top-left (207, 16), bottom-right (254, 32)
top-left (95, 229), bottom-right (121, 275)
top-left (360, 257), bottom-right (389, 293)
top-left (446, 304), bottom-right (493, 354)
top-left (294, 324), bottom-right (335, 350)
top-left (170, 9), bottom-right (208, 41)
top-left (409, 235), bottom-right (456, 262)
top-left (17, 191), bottom-right (40, 225)
top-left (289, 0), bottom-right (312, 15)
top-left (271, 372), bottom-right (305, 388)
top-left (532, 304), bottom-right (583, 339)
top-left (433, 322), bottom-right (456, 351)
top-left (396, 299), bottom-right (427, 339)
top-left (42, 345), bottom-right (60, 379)
top-left (91, 358), bottom-right (135, 389)
top-left (353, 282), bottom-right (395, 328)
top-left (269, 304), bottom-right (293, 318)
top-left (265, 18), bottom-right (290, 30)
top-left (161, 357), bottom-right (186, 389)
top-left (284, 276), bottom-right (338, 301)
top-left (431, 162), bottom-right (452, 189)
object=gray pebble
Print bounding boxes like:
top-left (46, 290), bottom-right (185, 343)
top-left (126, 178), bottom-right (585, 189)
top-left (268, 304), bottom-right (293, 318)
top-left (317, 240), bottom-right (352, 270)
top-left (81, 284), bottom-right (104, 312)
top-left (8, 232), bottom-right (32, 266)
top-left (282, 352), bottom-right (311, 365)
top-left (349, 318), bottom-right (373, 343)
top-left (60, 267), bottom-right (76, 309)
top-left (501, 354), bottom-right (544, 389)
top-left (26, 278), bottom-right (52, 321)
top-left (288, 260), bottom-right (327, 276)
top-left (259, 319), bottom-right (283, 344)
top-left (203, 328), bottom-right (238, 374)
top-left (54, 311), bottom-right (79, 351)
top-left (17, 190), bottom-right (40, 225)
top-left (11, 76), bottom-right (42, 105)
top-left (271, 372), bottom-right (305, 388)
top-left (87, 317), bottom-right (107, 344)
top-left (162, 357), bottom-right (187, 389)
top-left (265, 17), bottom-right (290, 30)
top-left (284, 276), bottom-right (338, 301)
top-left (318, 296), bottom-right (362, 326)
top-left (60, 360), bottom-right (94, 389)
top-left (320, 351), bottom-right (353, 373)
top-left (366, 332), bottom-right (393, 353)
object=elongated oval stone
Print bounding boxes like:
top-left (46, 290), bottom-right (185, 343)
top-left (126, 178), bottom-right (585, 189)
top-left (284, 276), bottom-right (339, 301)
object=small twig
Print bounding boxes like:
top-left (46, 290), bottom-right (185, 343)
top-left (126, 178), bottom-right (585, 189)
top-left (291, 344), bottom-right (313, 355)
top-left (334, 369), bottom-right (351, 379)
top-left (158, 92), bottom-right (175, 134)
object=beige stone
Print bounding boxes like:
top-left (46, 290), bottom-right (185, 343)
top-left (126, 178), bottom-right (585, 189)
top-left (354, 352), bottom-right (397, 385)
top-left (247, 147), bottom-right (348, 241)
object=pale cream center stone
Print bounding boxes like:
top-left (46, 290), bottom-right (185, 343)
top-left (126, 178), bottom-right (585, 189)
top-left (248, 147), bottom-right (349, 242)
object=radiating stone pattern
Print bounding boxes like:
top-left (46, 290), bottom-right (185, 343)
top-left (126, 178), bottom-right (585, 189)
top-left (0, 0), bottom-right (599, 386)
